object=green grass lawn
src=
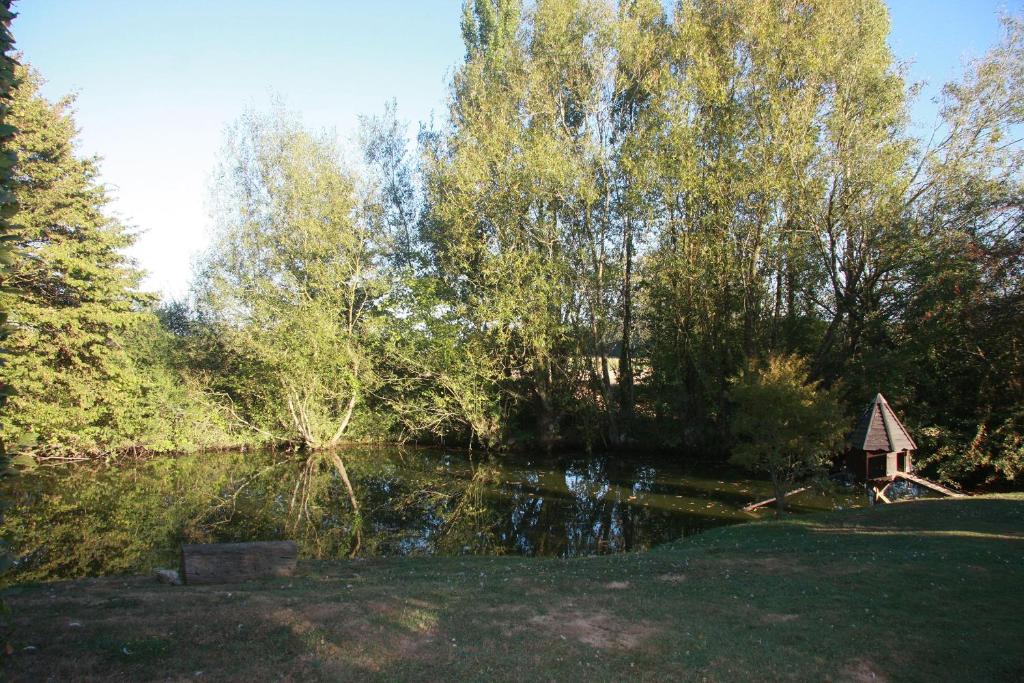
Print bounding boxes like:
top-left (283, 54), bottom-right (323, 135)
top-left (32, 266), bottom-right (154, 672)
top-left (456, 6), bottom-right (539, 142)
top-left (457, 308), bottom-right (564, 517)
top-left (3, 494), bottom-right (1022, 681)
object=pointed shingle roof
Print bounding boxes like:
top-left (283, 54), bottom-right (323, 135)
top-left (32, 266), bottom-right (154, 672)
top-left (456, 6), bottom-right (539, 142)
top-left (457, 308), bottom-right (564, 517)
top-left (849, 393), bottom-right (917, 452)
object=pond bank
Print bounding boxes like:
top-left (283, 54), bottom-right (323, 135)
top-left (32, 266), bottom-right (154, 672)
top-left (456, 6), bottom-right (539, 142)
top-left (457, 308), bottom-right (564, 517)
top-left (3, 495), bottom-right (1022, 681)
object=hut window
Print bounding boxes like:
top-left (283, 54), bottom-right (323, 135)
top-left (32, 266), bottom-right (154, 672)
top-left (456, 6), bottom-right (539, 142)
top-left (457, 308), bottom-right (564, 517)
top-left (868, 455), bottom-right (887, 478)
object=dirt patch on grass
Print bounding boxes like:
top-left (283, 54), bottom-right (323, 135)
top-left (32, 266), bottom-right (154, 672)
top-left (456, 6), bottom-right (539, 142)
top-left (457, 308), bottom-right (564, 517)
top-left (269, 599), bottom-right (441, 675)
top-left (726, 556), bottom-right (806, 573)
top-left (656, 573), bottom-right (687, 584)
top-left (603, 581), bottom-right (630, 590)
top-left (246, 597), bottom-right (364, 634)
top-left (760, 613), bottom-right (799, 624)
top-left (529, 608), bottom-right (660, 650)
top-left (839, 658), bottom-right (889, 682)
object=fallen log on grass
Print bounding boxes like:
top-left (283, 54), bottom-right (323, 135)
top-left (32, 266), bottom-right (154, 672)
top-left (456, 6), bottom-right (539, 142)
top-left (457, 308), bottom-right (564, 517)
top-left (180, 541), bottom-right (298, 585)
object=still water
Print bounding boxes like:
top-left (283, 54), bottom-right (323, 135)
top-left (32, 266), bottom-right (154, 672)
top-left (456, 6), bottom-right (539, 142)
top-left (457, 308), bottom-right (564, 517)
top-left (2, 447), bottom-right (863, 583)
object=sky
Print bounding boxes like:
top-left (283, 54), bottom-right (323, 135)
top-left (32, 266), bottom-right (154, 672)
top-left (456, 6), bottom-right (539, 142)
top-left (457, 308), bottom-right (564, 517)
top-left (13, 0), bottom-right (1024, 299)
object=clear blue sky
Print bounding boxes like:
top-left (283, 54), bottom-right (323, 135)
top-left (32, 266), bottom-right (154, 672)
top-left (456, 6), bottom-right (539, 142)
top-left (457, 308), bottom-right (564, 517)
top-left (13, 0), bottom-right (1023, 298)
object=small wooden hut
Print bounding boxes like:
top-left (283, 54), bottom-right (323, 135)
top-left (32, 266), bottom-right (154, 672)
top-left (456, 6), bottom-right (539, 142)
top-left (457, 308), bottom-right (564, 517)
top-left (845, 393), bottom-right (917, 481)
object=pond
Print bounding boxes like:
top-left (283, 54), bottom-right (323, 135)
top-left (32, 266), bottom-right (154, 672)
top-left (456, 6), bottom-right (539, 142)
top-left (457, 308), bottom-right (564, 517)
top-left (1, 447), bottom-right (865, 584)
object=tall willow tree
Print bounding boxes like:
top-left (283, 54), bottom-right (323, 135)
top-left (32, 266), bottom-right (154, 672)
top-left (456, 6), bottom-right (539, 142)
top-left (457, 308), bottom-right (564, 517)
top-left (803, 3), bottom-right (914, 390)
top-left (426, 0), bottom-right (565, 446)
top-left (610, 0), bottom-right (672, 439)
top-left (639, 0), bottom-right (912, 446)
top-left (358, 103), bottom-right (506, 447)
top-left (199, 108), bottom-right (387, 449)
top-left (427, 0), bottom-right (638, 447)
top-left (524, 0), bottom-right (620, 444)
top-left (0, 66), bottom-right (152, 455)
top-left (426, 0), bottom-right (916, 449)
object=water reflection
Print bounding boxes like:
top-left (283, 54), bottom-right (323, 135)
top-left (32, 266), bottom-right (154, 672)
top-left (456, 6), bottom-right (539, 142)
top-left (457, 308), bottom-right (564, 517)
top-left (2, 447), bottom-right (863, 583)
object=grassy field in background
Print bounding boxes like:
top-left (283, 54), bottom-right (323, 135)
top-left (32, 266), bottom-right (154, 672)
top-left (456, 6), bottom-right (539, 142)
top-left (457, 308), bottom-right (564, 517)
top-left (3, 494), bottom-right (1022, 681)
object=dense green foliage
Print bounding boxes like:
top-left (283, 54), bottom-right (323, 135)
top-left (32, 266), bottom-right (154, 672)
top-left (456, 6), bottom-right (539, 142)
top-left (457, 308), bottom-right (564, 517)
top-left (412, 0), bottom-right (1022, 484)
top-left (0, 0), bottom-right (16, 434)
top-left (0, 0), bottom-right (18, 637)
top-left (899, 19), bottom-right (1024, 485)
top-left (727, 355), bottom-right (845, 512)
top-left (0, 67), bottom-right (233, 456)
top-left (0, 66), bottom-right (144, 453)
top-left (195, 109), bottom-right (390, 448)
top-left (2, 2), bottom-right (1022, 488)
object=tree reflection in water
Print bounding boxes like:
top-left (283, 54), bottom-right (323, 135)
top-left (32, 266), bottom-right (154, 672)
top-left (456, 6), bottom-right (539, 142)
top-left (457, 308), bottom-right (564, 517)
top-left (2, 447), bottom-right (861, 583)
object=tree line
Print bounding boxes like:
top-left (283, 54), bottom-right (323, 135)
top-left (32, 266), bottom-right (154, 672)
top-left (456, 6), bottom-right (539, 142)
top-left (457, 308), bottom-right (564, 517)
top-left (0, 0), bottom-right (1021, 486)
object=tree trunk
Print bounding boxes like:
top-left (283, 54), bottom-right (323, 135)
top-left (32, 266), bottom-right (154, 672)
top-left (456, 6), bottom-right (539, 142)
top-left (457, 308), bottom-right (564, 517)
top-left (619, 217), bottom-right (635, 442)
top-left (772, 474), bottom-right (787, 516)
top-left (327, 392), bottom-right (358, 447)
top-left (535, 358), bottom-right (557, 453)
top-left (599, 352), bottom-right (620, 445)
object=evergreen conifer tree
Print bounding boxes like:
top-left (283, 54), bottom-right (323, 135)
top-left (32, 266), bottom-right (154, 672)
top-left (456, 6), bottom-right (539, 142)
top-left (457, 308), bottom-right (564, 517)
top-left (0, 1), bottom-right (19, 454)
top-left (0, 65), bottom-right (150, 454)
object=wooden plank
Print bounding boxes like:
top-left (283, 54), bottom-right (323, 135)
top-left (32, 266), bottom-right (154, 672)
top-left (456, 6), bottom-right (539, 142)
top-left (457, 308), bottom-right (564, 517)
top-left (742, 487), bottom-right (809, 512)
top-left (180, 541), bottom-right (298, 585)
top-left (873, 486), bottom-right (892, 504)
top-left (894, 472), bottom-right (965, 498)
